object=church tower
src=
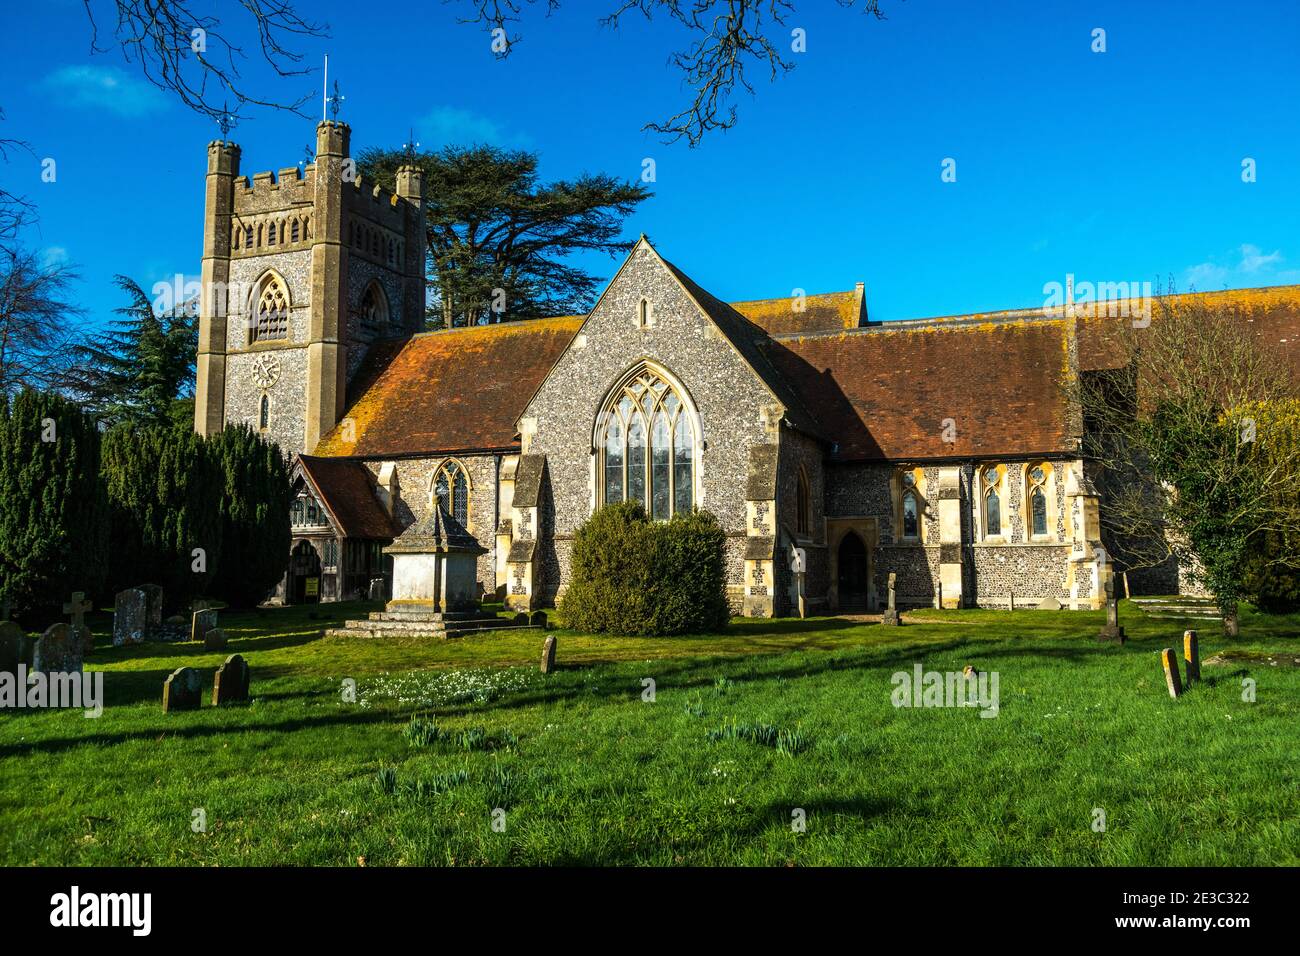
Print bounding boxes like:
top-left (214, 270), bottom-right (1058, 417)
top-left (195, 121), bottom-right (425, 456)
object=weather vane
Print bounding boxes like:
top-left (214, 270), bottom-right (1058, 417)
top-left (216, 101), bottom-right (239, 138)
top-left (326, 80), bottom-right (345, 121)
top-left (300, 144), bottom-right (315, 168)
top-left (402, 128), bottom-right (420, 159)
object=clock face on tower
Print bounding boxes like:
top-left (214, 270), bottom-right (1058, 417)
top-left (251, 354), bottom-right (281, 390)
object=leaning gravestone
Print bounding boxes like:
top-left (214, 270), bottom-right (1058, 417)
top-left (32, 623), bottom-right (83, 674)
top-left (191, 608), bottom-right (219, 644)
top-left (113, 588), bottom-right (148, 646)
top-left (163, 667), bottom-right (202, 712)
top-left (0, 621), bottom-right (32, 676)
top-left (540, 636), bottom-right (557, 675)
top-left (212, 654), bottom-right (250, 705)
top-left (204, 627), bottom-right (228, 651)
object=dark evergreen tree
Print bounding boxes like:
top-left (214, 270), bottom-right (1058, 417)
top-left (210, 424), bottom-right (291, 607)
top-left (68, 276), bottom-right (196, 426)
top-left (101, 422), bottom-right (223, 610)
top-left (0, 388), bottom-right (108, 622)
top-left (357, 145), bottom-right (649, 329)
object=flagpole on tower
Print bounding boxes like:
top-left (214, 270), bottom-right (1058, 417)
top-left (322, 54), bottom-right (329, 122)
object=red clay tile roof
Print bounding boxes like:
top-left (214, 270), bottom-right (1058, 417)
top-left (314, 316), bottom-right (584, 457)
top-left (730, 289), bottom-right (864, 335)
top-left (765, 320), bottom-right (1076, 461)
top-left (297, 455), bottom-right (400, 539)
top-left (1076, 285), bottom-right (1300, 379)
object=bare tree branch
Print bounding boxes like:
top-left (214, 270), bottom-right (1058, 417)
top-left (450, 0), bottom-right (886, 146)
top-left (80, 0), bottom-right (330, 121)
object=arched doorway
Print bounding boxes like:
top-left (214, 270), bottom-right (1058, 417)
top-left (837, 532), bottom-right (868, 612)
top-left (289, 540), bottom-right (322, 604)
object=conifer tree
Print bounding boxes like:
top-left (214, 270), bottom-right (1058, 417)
top-left (0, 388), bottom-right (108, 621)
top-left (210, 424), bottom-right (292, 607)
top-left (101, 422), bottom-right (223, 609)
top-left (69, 276), bottom-right (196, 426)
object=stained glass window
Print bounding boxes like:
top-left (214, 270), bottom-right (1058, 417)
top-left (598, 367), bottom-right (696, 519)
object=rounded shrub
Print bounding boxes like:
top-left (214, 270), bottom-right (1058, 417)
top-left (560, 502), bottom-right (729, 636)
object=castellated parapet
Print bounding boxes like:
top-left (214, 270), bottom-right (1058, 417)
top-left (195, 120), bottom-right (426, 457)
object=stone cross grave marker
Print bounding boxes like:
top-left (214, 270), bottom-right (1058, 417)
top-left (212, 654), bottom-right (251, 705)
top-left (33, 623), bottom-right (83, 674)
top-left (881, 572), bottom-right (900, 626)
top-left (191, 608), bottom-right (219, 644)
top-left (0, 620), bottom-right (32, 676)
top-left (113, 588), bottom-right (148, 647)
top-left (64, 591), bottom-right (94, 655)
top-left (1183, 630), bottom-right (1200, 685)
top-left (163, 666), bottom-right (203, 712)
top-left (1097, 579), bottom-right (1126, 644)
top-left (1160, 648), bottom-right (1183, 699)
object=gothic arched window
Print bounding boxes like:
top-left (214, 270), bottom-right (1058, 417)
top-left (359, 282), bottom-right (389, 334)
top-left (1027, 463), bottom-right (1051, 538)
top-left (432, 460), bottom-right (470, 525)
top-left (250, 273), bottom-right (289, 342)
top-left (983, 465), bottom-right (1003, 539)
top-left (900, 470), bottom-right (921, 540)
top-left (796, 467), bottom-right (811, 536)
top-left (598, 367), bottom-right (696, 519)
top-left (259, 394), bottom-right (270, 430)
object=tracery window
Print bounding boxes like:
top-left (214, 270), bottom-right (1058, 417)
top-left (598, 367), bottom-right (695, 519)
top-left (900, 470), bottom-right (920, 540)
top-left (432, 460), bottom-right (470, 525)
top-left (1027, 464), bottom-right (1050, 538)
top-left (250, 273), bottom-right (289, 342)
top-left (982, 465), bottom-right (1003, 538)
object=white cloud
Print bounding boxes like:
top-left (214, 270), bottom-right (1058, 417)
top-left (1182, 243), bottom-right (1295, 291)
top-left (41, 246), bottom-right (69, 268)
top-left (40, 65), bottom-right (167, 117)
top-left (1238, 243), bottom-right (1282, 274)
top-left (417, 106), bottom-right (529, 149)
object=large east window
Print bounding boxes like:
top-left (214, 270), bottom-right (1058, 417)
top-left (598, 367), bottom-right (696, 519)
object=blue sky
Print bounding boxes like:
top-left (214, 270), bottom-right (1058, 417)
top-left (2, 0), bottom-right (1298, 327)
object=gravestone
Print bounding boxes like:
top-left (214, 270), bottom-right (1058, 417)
top-left (0, 621), bottom-right (32, 676)
top-left (513, 612), bottom-right (529, 627)
top-left (32, 623), bottom-right (83, 674)
top-left (881, 572), bottom-right (900, 626)
top-left (204, 627), bottom-right (228, 651)
top-left (191, 608), bottom-right (219, 644)
top-left (1037, 596), bottom-right (1063, 611)
top-left (113, 588), bottom-right (148, 646)
top-left (1160, 648), bottom-right (1183, 699)
top-left (1097, 580), bottom-right (1126, 644)
top-left (139, 584), bottom-right (164, 632)
top-left (540, 636), bottom-right (557, 675)
top-left (163, 667), bottom-right (202, 712)
top-left (1183, 630), bottom-right (1200, 685)
top-left (367, 578), bottom-right (386, 602)
top-left (212, 654), bottom-right (250, 705)
top-left (529, 610), bottom-right (548, 630)
top-left (64, 592), bottom-right (94, 656)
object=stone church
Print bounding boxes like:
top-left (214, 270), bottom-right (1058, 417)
top-left (194, 121), bottom-right (1300, 615)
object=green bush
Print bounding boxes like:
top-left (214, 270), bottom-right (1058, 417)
top-left (560, 502), bottom-right (729, 636)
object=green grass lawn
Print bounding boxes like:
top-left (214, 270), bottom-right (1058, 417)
top-left (1, 600), bottom-right (1297, 866)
